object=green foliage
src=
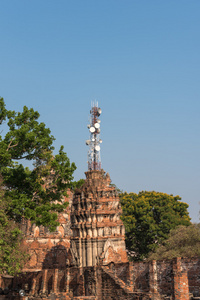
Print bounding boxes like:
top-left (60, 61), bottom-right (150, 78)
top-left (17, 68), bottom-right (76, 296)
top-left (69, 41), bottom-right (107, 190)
top-left (0, 98), bottom-right (7, 125)
top-left (109, 183), bottom-right (122, 194)
top-left (72, 178), bottom-right (85, 190)
top-left (120, 191), bottom-right (191, 260)
top-left (0, 97), bottom-right (76, 231)
top-left (0, 177), bottom-right (28, 275)
top-left (0, 97), bottom-right (76, 274)
top-left (148, 224), bottom-right (200, 260)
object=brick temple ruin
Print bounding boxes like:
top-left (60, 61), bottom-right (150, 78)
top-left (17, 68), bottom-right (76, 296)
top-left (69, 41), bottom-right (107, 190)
top-left (1, 169), bottom-right (200, 300)
top-left (0, 103), bottom-right (200, 299)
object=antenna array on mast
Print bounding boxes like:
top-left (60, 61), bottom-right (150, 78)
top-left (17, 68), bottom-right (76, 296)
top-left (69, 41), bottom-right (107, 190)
top-left (86, 101), bottom-right (102, 171)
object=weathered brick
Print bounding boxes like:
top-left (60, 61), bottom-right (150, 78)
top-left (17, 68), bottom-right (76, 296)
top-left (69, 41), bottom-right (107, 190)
top-left (0, 171), bottom-right (199, 300)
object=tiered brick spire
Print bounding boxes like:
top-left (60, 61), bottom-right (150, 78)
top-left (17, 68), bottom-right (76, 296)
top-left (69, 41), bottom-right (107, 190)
top-left (70, 169), bottom-right (128, 267)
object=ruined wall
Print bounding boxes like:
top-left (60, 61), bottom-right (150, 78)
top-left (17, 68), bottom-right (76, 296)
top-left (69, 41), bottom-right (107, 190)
top-left (182, 257), bottom-right (200, 297)
top-left (21, 190), bottom-right (73, 272)
top-left (1, 171), bottom-right (200, 300)
top-left (1, 258), bottom-right (200, 299)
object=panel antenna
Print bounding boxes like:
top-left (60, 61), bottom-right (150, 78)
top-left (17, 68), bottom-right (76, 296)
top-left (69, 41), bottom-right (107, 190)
top-left (86, 101), bottom-right (102, 170)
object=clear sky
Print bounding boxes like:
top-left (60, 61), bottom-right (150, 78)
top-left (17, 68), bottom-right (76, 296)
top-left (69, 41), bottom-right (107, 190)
top-left (1, 1), bottom-right (200, 222)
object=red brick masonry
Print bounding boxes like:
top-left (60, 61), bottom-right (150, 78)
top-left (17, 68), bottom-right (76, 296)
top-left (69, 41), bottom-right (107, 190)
top-left (1, 257), bottom-right (199, 299)
top-left (0, 170), bottom-right (199, 299)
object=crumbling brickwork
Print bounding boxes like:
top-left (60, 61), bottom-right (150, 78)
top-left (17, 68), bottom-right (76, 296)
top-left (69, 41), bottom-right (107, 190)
top-left (20, 190), bottom-right (73, 272)
top-left (0, 170), bottom-right (199, 300)
top-left (1, 258), bottom-right (200, 299)
top-left (71, 170), bottom-right (127, 267)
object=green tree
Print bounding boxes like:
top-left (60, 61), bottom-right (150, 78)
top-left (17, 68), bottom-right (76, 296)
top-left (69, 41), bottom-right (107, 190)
top-left (0, 97), bottom-right (76, 274)
top-left (0, 97), bottom-right (76, 229)
top-left (120, 191), bottom-right (191, 260)
top-left (148, 224), bottom-right (200, 260)
top-left (0, 176), bottom-right (28, 275)
top-left (72, 178), bottom-right (85, 190)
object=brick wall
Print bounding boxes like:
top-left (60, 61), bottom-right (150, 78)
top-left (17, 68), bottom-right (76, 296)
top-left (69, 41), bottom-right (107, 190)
top-left (2, 258), bottom-right (200, 299)
top-left (156, 260), bottom-right (173, 297)
top-left (182, 257), bottom-right (200, 297)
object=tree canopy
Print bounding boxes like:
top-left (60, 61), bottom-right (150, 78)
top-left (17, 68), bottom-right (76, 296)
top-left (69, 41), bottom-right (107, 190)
top-left (0, 97), bottom-right (76, 274)
top-left (148, 224), bottom-right (200, 260)
top-left (120, 191), bottom-right (191, 260)
top-left (0, 176), bottom-right (28, 275)
top-left (0, 97), bottom-right (76, 229)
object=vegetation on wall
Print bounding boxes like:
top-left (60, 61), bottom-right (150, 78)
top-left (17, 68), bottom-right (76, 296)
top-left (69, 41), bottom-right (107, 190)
top-left (120, 191), bottom-right (191, 260)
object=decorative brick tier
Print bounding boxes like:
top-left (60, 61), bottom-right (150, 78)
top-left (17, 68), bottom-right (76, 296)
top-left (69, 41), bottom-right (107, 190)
top-left (70, 170), bottom-right (128, 267)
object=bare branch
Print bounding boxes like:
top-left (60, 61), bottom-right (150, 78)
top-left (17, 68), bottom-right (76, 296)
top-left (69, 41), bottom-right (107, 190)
top-left (6, 137), bottom-right (18, 151)
top-left (13, 154), bottom-right (32, 160)
top-left (0, 116), bottom-right (5, 125)
top-left (8, 143), bottom-right (19, 149)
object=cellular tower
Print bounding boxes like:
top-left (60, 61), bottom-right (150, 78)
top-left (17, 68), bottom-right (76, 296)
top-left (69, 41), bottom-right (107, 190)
top-left (86, 102), bottom-right (102, 171)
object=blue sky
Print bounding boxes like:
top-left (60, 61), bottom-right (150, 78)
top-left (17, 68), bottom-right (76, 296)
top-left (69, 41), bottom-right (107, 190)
top-left (1, 1), bottom-right (200, 222)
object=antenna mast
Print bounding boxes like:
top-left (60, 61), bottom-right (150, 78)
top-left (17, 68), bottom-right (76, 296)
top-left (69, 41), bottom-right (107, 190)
top-left (86, 101), bottom-right (102, 171)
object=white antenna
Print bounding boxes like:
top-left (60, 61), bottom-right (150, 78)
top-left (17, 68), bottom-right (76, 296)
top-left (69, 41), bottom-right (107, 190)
top-left (85, 101), bottom-right (102, 171)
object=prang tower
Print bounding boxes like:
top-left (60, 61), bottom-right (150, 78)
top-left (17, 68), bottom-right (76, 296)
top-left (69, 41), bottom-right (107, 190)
top-left (70, 102), bottom-right (127, 267)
